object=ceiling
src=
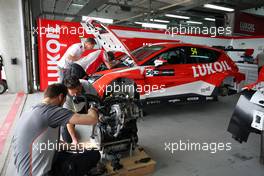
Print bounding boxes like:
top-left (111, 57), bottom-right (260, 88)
top-left (37, 0), bottom-right (264, 27)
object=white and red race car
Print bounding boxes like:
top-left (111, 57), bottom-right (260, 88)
top-left (81, 19), bottom-right (245, 104)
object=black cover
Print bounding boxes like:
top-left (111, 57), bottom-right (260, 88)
top-left (227, 90), bottom-right (262, 143)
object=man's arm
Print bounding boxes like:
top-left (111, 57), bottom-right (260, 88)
top-left (67, 43), bottom-right (83, 62)
top-left (68, 108), bottom-right (98, 125)
top-left (102, 52), bottom-right (119, 69)
top-left (66, 124), bottom-right (78, 144)
top-left (109, 60), bottom-right (120, 68)
top-left (104, 61), bottom-right (112, 69)
top-left (68, 54), bottom-right (81, 62)
top-left (66, 108), bottom-right (98, 144)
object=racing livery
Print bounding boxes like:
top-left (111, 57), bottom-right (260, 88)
top-left (82, 18), bottom-right (245, 104)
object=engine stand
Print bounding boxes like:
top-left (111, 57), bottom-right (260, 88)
top-left (105, 146), bottom-right (156, 176)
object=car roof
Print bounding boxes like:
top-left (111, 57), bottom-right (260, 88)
top-left (149, 42), bottom-right (223, 52)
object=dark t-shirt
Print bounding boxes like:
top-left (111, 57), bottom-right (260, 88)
top-left (12, 103), bottom-right (74, 176)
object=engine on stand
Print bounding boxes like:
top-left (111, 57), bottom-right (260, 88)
top-left (73, 93), bottom-right (142, 170)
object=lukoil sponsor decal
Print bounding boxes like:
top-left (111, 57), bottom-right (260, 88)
top-left (38, 19), bottom-right (93, 90)
top-left (192, 61), bottom-right (231, 78)
top-left (46, 25), bottom-right (66, 84)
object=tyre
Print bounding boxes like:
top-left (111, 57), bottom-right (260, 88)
top-left (219, 84), bottom-right (229, 96)
top-left (0, 80), bottom-right (7, 94)
top-left (3, 79), bottom-right (7, 88)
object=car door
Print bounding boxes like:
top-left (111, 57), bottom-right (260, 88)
top-left (142, 47), bottom-right (195, 100)
top-left (143, 46), bottom-right (220, 100)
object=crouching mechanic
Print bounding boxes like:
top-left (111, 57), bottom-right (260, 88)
top-left (57, 38), bottom-right (96, 82)
top-left (61, 75), bottom-right (97, 144)
top-left (12, 83), bottom-right (100, 176)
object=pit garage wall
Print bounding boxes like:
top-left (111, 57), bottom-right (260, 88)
top-left (229, 37), bottom-right (264, 61)
top-left (229, 37), bottom-right (264, 83)
top-left (0, 0), bottom-right (28, 93)
top-left (37, 19), bottom-right (264, 90)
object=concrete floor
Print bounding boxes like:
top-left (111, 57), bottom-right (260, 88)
top-left (0, 93), bottom-right (16, 125)
top-left (2, 93), bottom-right (264, 176)
top-left (0, 92), bottom-right (17, 174)
top-left (141, 96), bottom-right (264, 176)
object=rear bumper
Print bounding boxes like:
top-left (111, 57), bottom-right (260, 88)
top-left (222, 73), bottom-right (246, 94)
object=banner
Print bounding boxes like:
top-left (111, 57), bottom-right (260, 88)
top-left (37, 19), bottom-right (93, 90)
top-left (234, 12), bottom-right (264, 36)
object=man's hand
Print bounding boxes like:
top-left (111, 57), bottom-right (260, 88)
top-left (66, 124), bottom-right (78, 144)
top-left (72, 137), bottom-right (78, 145)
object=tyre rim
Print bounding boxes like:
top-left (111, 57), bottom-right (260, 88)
top-left (0, 84), bottom-right (5, 93)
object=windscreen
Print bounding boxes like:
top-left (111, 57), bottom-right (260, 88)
top-left (131, 45), bottom-right (165, 62)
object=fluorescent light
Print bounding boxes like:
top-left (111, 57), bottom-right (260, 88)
top-left (150, 19), bottom-right (170, 23)
top-left (186, 21), bottom-right (203, 24)
top-left (134, 21), bottom-right (144, 24)
top-left (82, 16), bottom-right (113, 24)
top-left (93, 17), bottom-right (113, 24)
top-left (165, 14), bottom-right (190, 19)
top-left (142, 23), bottom-right (167, 29)
top-left (65, 17), bottom-right (74, 21)
top-left (72, 3), bottom-right (84, 7)
top-left (204, 17), bottom-right (216, 22)
top-left (203, 4), bottom-right (234, 12)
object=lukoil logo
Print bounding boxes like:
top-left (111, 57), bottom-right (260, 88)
top-left (45, 24), bottom-right (67, 84)
top-left (192, 61), bottom-right (231, 78)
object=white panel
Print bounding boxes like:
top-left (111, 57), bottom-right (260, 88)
top-left (145, 81), bottom-right (216, 98)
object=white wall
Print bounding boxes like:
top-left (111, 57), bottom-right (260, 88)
top-left (0, 0), bottom-right (28, 93)
top-left (229, 38), bottom-right (264, 61)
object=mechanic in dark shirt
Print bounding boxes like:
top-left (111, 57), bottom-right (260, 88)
top-left (12, 83), bottom-right (100, 176)
top-left (60, 75), bottom-right (98, 144)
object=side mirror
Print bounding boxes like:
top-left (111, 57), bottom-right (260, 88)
top-left (154, 58), bottom-right (167, 67)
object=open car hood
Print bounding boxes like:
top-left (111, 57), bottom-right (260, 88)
top-left (81, 17), bottom-right (137, 66)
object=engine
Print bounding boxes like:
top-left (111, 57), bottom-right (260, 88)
top-left (73, 93), bottom-right (142, 170)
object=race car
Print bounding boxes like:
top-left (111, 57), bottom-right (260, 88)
top-left (81, 18), bottom-right (245, 104)
top-left (227, 67), bottom-right (264, 143)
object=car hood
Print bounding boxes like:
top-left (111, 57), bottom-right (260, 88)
top-left (81, 17), bottom-right (137, 66)
top-left (93, 67), bottom-right (127, 75)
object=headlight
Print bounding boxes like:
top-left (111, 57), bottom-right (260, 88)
top-left (87, 74), bottom-right (103, 84)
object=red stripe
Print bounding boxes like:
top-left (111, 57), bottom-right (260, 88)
top-left (0, 92), bottom-right (25, 154)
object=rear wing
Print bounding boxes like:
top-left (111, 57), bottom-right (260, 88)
top-left (212, 46), bottom-right (254, 54)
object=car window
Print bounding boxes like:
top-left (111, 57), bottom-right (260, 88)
top-left (184, 47), bottom-right (220, 64)
top-left (143, 46), bottom-right (220, 66)
top-left (143, 47), bottom-right (186, 66)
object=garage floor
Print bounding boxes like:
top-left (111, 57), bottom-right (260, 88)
top-left (0, 93), bottom-right (16, 125)
top-left (2, 93), bottom-right (264, 176)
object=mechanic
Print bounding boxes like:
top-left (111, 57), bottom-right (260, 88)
top-left (76, 50), bottom-right (118, 75)
top-left (57, 38), bottom-right (96, 82)
top-left (12, 83), bottom-right (100, 176)
top-left (61, 75), bottom-right (97, 144)
top-left (256, 49), bottom-right (264, 73)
